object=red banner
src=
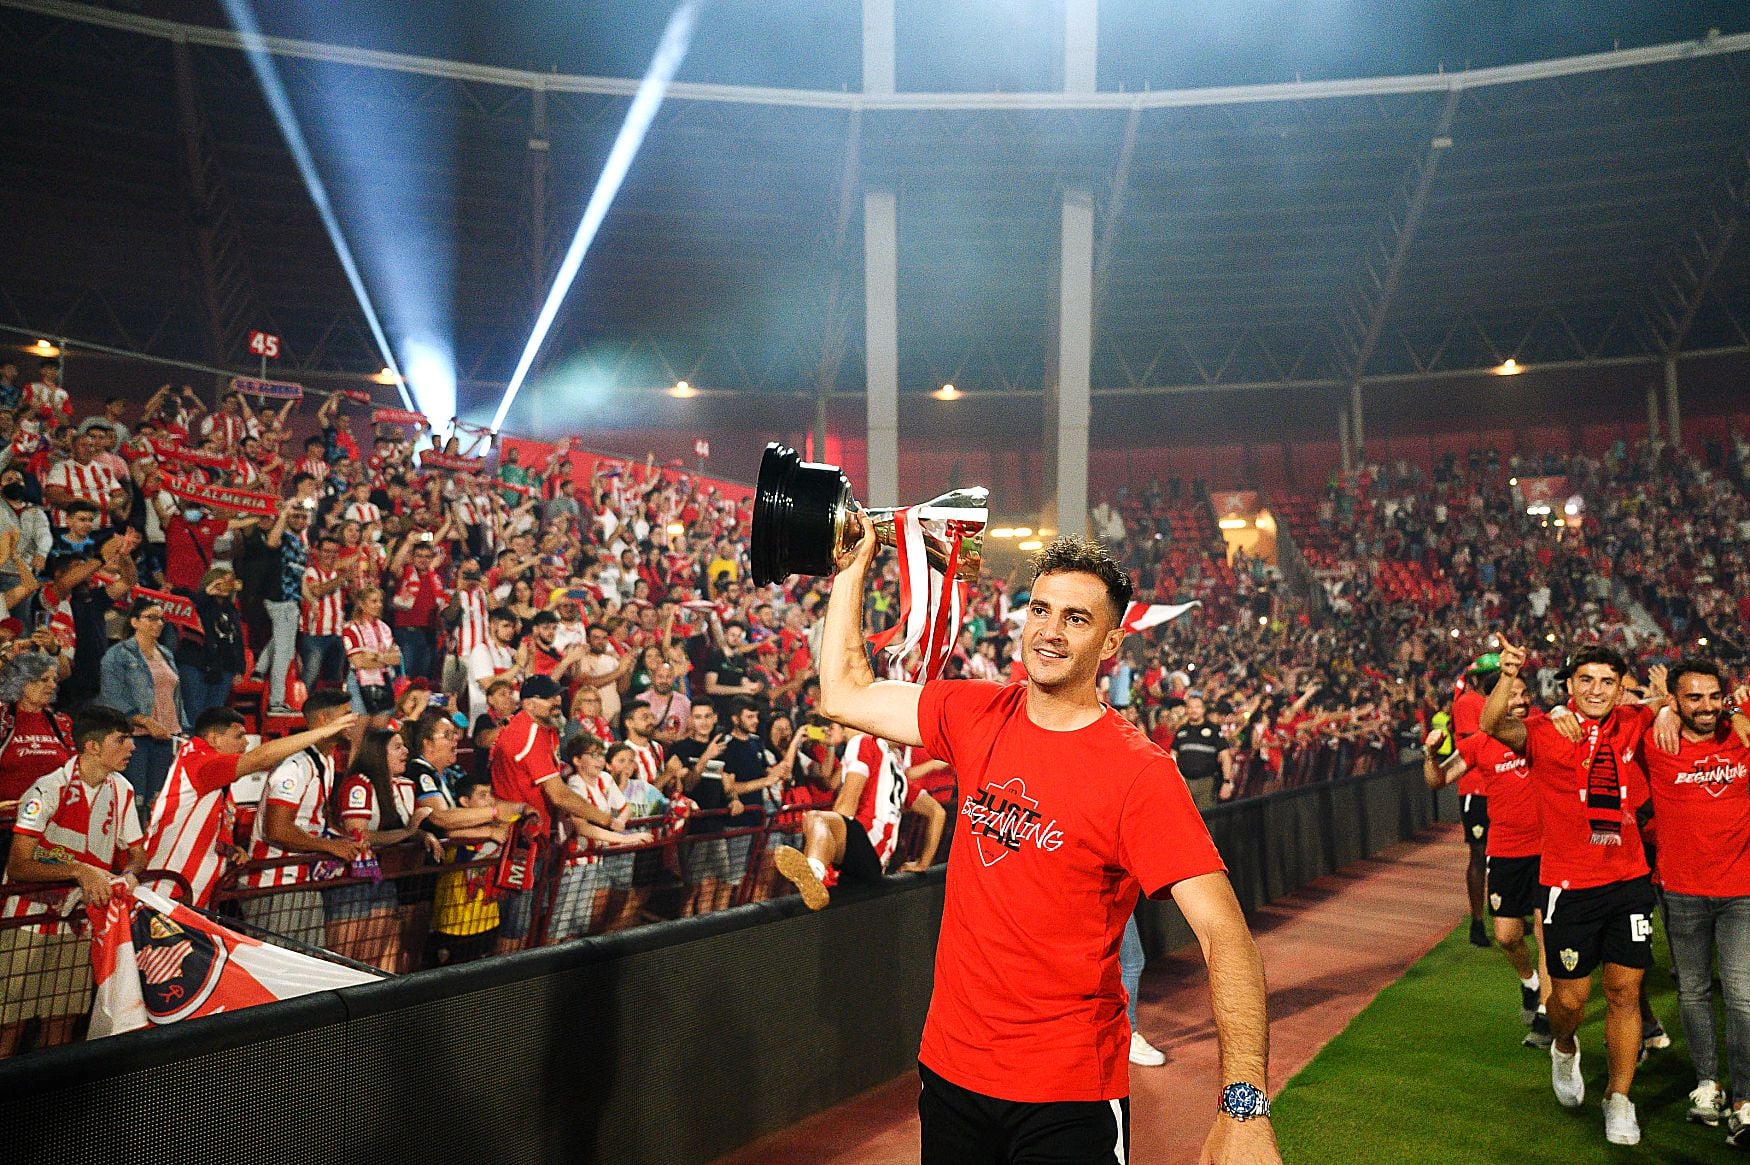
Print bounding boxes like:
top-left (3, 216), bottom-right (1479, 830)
top-left (372, 407), bottom-right (429, 429)
top-left (1517, 476), bottom-right (1569, 510)
top-left (496, 478), bottom-right (533, 496)
top-left (229, 376), bottom-right (302, 400)
top-left (339, 388), bottom-right (374, 405)
top-left (132, 586), bottom-right (202, 636)
top-left (420, 451), bottom-right (486, 473)
top-left (162, 476), bottom-right (281, 517)
top-left (152, 443), bottom-right (240, 474)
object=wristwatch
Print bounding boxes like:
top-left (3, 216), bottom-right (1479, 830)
top-left (1218, 1082), bottom-right (1271, 1122)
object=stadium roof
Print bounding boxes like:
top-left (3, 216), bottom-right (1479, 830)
top-left (3, 0), bottom-right (1749, 439)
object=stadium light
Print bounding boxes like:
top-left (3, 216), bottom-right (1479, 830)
top-left (1217, 517), bottom-right (1248, 529)
top-left (1017, 540), bottom-right (1043, 551)
top-left (26, 339), bottom-right (59, 358)
top-left (669, 380), bottom-right (697, 398)
top-left (1493, 358), bottom-right (1523, 375)
top-left (490, 1), bottom-right (701, 433)
top-left (218, 0), bottom-right (416, 414)
top-left (934, 383), bottom-right (960, 401)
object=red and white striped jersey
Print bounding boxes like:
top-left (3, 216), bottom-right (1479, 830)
top-left (336, 772), bottom-right (417, 832)
top-left (843, 733), bottom-right (910, 869)
top-left (24, 381), bottom-right (71, 420)
top-left (142, 737), bottom-right (243, 908)
top-left (200, 412), bottom-right (258, 453)
top-left (301, 565), bottom-right (346, 635)
top-left (342, 617), bottom-right (395, 687)
top-left (450, 586), bottom-right (491, 657)
top-left (562, 772), bottom-right (628, 866)
top-left (295, 455), bottom-right (330, 482)
top-left (628, 739), bottom-right (665, 790)
top-left (44, 457), bottom-right (120, 526)
top-left (2, 759), bottom-right (143, 933)
top-left (343, 500), bottom-right (382, 526)
top-left (245, 748), bottom-right (335, 887)
top-left (467, 640), bottom-right (516, 715)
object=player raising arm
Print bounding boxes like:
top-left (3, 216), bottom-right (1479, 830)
top-left (813, 510), bottom-right (1280, 1165)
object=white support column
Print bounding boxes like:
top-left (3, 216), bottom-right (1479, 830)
top-left (1048, 0), bottom-right (1097, 540)
top-left (1646, 382), bottom-right (1660, 442)
top-left (1338, 407), bottom-right (1352, 474)
top-left (864, 186), bottom-right (899, 507)
top-left (1054, 188), bottom-right (1094, 538)
top-left (862, 0), bottom-right (894, 96)
top-left (861, 0), bottom-right (898, 506)
top-left (1664, 357), bottom-right (1682, 450)
top-left (1349, 379), bottom-right (1365, 464)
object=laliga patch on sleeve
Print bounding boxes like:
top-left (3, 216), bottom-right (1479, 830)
top-left (18, 797), bottom-right (44, 825)
top-left (348, 784), bottom-right (369, 809)
top-left (273, 773), bottom-right (297, 796)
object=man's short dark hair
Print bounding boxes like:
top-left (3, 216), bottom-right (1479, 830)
top-left (72, 704), bottom-right (132, 754)
top-left (1565, 645), bottom-right (1628, 679)
top-left (1029, 536), bottom-right (1133, 624)
top-left (453, 775), bottom-right (492, 800)
top-left (302, 689), bottom-right (351, 722)
top-left (727, 695), bottom-right (759, 718)
top-left (1669, 656), bottom-right (1725, 693)
top-left (193, 706), bottom-right (246, 737)
top-left (532, 610), bottom-right (559, 627)
top-left (63, 499), bottom-right (98, 519)
top-left (564, 733), bottom-right (604, 762)
top-left (489, 606), bottom-right (517, 625)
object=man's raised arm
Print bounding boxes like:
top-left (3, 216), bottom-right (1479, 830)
top-left (1480, 639), bottom-right (1528, 752)
top-left (815, 510), bottom-right (925, 747)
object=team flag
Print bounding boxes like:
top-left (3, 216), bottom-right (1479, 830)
top-left (1119, 601), bottom-right (1201, 633)
top-left (86, 884), bottom-right (381, 1038)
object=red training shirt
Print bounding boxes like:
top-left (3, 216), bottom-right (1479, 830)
top-left (1451, 688), bottom-right (1487, 796)
top-left (1521, 705), bottom-right (1654, 891)
top-left (490, 710), bottom-right (562, 830)
top-left (1456, 732), bottom-right (1538, 858)
top-left (1642, 725), bottom-right (1750, 898)
top-left (917, 679), bottom-right (1226, 1102)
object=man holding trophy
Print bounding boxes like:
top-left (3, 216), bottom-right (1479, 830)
top-left (751, 444), bottom-right (1280, 1164)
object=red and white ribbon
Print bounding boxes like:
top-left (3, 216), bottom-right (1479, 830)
top-left (868, 507), bottom-right (967, 683)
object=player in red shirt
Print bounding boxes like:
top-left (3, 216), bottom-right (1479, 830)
top-left (1426, 670), bottom-right (1553, 1048)
top-left (1483, 641), bottom-right (1656, 1146)
top-left (811, 523), bottom-right (1279, 1164)
top-left (1451, 654), bottom-right (1498, 947)
top-left (772, 725), bottom-right (947, 908)
top-left (1638, 657), bottom-right (1750, 1137)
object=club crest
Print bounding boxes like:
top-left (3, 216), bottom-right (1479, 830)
top-left (1470, 824), bottom-right (1484, 839)
top-left (132, 905), bottom-right (228, 1024)
top-left (1488, 892), bottom-right (1502, 911)
top-left (1559, 948), bottom-right (1579, 972)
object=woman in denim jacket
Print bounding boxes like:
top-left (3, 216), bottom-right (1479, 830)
top-left (99, 596), bottom-right (188, 817)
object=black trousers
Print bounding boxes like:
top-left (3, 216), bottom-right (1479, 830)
top-left (919, 1063), bottom-right (1129, 1165)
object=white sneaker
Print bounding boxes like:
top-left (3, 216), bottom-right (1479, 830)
top-left (1689, 1080), bottom-right (1726, 1127)
top-left (1551, 1040), bottom-right (1585, 1109)
top-left (1128, 1030), bottom-right (1165, 1067)
top-left (1604, 1092), bottom-right (1640, 1145)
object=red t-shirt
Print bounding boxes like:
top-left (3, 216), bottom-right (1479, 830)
top-left (1642, 726), bottom-right (1750, 898)
top-left (1456, 732), bottom-right (1537, 858)
top-left (1522, 705), bottom-right (1654, 891)
top-left (0, 709), bottom-right (74, 801)
top-left (165, 514), bottom-right (220, 591)
top-left (1451, 688), bottom-right (1487, 796)
top-left (917, 679), bottom-right (1226, 1102)
top-left (489, 711), bottom-right (562, 830)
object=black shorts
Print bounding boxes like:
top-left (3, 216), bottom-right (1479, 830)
top-left (1541, 876), bottom-right (1656, 979)
top-left (1460, 794), bottom-right (1490, 846)
top-left (919, 1063), bottom-right (1128, 1165)
top-left (1485, 854), bottom-right (1541, 919)
top-left (838, 814), bottom-right (885, 884)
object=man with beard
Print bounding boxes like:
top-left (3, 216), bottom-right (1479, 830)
top-left (1638, 657), bottom-right (1750, 1141)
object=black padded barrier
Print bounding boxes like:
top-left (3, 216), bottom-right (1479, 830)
top-left (0, 763), bottom-right (1442, 1165)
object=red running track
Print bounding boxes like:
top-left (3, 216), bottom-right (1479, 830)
top-left (713, 823), bottom-right (1470, 1165)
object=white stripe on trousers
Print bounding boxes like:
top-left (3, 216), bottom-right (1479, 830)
top-left (1110, 1098), bottom-right (1127, 1164)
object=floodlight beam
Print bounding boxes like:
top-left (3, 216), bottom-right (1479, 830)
top-left (489, 2), bottom-right (700, 433)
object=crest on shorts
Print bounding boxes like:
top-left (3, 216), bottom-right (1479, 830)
top-left (1489, 892), bottom-right (1502, 911)
top-left (1559, 948), bottom-right (1579, 972)
top-left (132, 906), bottom-right (228, 1023)
top-left (1470, 824), bottom-right (1484, 839)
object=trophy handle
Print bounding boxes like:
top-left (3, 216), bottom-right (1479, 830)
top-left (838, 487), bottom-right (988, 583)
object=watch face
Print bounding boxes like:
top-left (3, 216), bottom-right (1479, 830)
top-left (1221, 1082), bottom-right (1269, 1119)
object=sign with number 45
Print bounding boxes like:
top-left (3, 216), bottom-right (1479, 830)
top-left (247, 331), bottom-right (281, 359)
